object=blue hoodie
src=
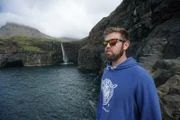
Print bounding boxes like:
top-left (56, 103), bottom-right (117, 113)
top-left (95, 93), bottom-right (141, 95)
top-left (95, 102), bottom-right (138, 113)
top-left (96, 57), bottom-right (162, 120)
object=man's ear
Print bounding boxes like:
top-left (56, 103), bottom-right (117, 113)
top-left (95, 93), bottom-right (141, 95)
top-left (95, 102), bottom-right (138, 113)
top-left (123, 40), bottom-right (130, 50)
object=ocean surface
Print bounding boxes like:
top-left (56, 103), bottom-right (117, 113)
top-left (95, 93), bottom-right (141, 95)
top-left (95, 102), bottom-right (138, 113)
top-left (0, 64), bottom-right (100, 120)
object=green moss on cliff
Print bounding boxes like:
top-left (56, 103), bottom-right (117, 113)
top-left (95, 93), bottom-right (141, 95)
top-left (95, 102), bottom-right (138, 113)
top-left (23, 46), bottom-right (42, 52)
top-left (10, 36), bottom-right (59, 46)
top-left (0, 36), bottom-right (62, 53)
top-left (0, 40), bottom-right (4, 44)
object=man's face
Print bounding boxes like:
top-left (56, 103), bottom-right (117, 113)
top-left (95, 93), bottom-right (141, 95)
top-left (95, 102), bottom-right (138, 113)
top-left (104, 32), bottom-right (126, 61)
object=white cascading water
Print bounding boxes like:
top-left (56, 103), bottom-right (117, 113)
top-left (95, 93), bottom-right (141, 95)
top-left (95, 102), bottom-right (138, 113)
top-left (61, 43), bottom-right (68, 64)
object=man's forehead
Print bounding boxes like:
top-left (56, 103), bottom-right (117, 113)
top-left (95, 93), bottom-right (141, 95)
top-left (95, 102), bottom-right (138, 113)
top-left (105, 32), bottom-right (122, 40)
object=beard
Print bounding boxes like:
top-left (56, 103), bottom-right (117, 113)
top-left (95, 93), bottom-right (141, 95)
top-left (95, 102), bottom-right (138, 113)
top-left (106, 47), bottom-right (124, 61)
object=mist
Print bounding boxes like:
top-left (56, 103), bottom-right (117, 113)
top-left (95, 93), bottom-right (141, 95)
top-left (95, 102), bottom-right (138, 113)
top-left (0, 0), bottom-right (122, 38)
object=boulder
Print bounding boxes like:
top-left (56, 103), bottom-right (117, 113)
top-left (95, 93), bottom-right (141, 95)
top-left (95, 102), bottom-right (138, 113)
top-left (158, 75), bottom-right (180, 119)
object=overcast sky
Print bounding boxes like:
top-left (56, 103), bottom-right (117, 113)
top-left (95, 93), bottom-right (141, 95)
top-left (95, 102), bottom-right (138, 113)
top-left (0, 0), bottom-right (122, 38)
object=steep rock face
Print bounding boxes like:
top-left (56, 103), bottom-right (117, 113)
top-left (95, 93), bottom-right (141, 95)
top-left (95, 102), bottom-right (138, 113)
top-left (78, 0), bottom-right (180, 119)
top-left (137, 18), bottom-right (180, 69)
top-left (78, 44), bottom-right (102, 71)
top-left (62, 38), bottom-right (87, 64)
top-left (78, 0), bottom-right (180, 71)
top-left (0, 37), bottom-right (62, 67)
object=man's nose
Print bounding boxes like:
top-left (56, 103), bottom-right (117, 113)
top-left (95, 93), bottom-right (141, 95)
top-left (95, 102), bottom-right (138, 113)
top-left (106, 42), bottom-right (111, 48)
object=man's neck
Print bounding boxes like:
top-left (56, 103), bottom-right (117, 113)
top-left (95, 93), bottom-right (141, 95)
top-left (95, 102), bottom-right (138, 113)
top-left (112, 55), bottom-right (127, 68)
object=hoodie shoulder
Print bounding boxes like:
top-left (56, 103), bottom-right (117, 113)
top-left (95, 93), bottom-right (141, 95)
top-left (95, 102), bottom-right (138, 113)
top-left (114, 57), bottom-right (140, 70)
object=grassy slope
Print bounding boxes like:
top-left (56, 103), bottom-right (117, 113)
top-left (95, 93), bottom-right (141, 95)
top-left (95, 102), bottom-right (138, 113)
top-left (0, 36), bottom-right (62, 53)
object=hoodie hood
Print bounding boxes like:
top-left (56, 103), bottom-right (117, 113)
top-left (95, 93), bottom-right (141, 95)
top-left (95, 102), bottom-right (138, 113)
top-left (107, 57), bottom-right (139, 70)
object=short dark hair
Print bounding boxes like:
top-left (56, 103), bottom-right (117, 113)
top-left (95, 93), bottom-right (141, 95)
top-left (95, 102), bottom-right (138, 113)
top-left (103, 27), bottom-right (129, 40)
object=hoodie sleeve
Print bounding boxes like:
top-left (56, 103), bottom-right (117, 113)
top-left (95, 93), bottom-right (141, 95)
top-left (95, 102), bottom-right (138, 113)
top-left (135, 72), bottom-right (162, 120)
top-left (96, 93), bottom-right (102, 120)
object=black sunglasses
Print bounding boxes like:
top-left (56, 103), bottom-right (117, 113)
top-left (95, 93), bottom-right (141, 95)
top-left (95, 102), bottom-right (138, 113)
top-left (103, 39), bottom-right (126, 47)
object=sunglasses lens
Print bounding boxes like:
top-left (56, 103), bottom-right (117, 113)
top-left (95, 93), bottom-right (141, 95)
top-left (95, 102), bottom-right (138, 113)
top-left (109, 39), bottom-right (117, 46)
top-left (103, 41), bottom-right (108, 46)
top-left (103, 39), bottom-right (118, 46)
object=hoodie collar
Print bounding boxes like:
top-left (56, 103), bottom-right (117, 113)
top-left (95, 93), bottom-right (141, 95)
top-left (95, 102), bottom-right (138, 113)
top-left (106, 57), bottom-right (138, 70)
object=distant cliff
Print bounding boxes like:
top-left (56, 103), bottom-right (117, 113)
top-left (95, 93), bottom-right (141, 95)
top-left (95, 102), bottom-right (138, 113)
top-left (62, 37), bottom-right (88, 65)
top-left (0, 36), bottom-right (63, 67)
top-left (0, 22), bottom-right (64, 67)
top-left (0, 23), bottom-right (85, 67)
top-left (78, 0), bottom-right (180, 119)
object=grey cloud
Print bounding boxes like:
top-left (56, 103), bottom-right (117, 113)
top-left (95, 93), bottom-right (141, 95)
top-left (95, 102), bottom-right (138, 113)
top-left (0, 0), bottom-right (122, 38)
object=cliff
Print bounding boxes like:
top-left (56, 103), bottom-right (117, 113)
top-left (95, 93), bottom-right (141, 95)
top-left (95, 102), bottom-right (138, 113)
top-left (78, 0), bottom-right (180, 119)
top-left (0, 36), bottom-right (63, 67)
top-left (78, 0), bottom-right (180, 71)
top-left (0, 23), bottom-right (86, 67)
top-left (62, 37), bottom-right (88, 64)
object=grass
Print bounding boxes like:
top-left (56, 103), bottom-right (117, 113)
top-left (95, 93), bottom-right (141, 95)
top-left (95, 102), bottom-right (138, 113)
top-left (0, 40), bottom-right (4, 45)
top-left (0, 36), bottom-right (62, 53)
top-left (10, 36), bottom-right (60, 45)
top-left (23, 45), bottom-right (42, 52)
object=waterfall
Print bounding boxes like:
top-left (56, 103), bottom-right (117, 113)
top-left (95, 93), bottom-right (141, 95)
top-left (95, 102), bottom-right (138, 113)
top-left (61, 43), bottom-right (68, 64)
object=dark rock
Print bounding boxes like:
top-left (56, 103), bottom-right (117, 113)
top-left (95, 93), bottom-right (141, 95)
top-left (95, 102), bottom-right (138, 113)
top-left (158, 75), bottom-right (180, 119)
top-left (152, 69), bottom-right (173, 87)
top-left (161, 95), bottom-right (180, 120)
top-left (153, 58), bottom-right (180, 72)
top-left (78, 45), bottom-right (102, 72)
top-left (158, 75), bottom-right (180, 90)
top-left (62, 38), bottom-right (87, 64)
top-left (169, 86), bottom-right (180, 95)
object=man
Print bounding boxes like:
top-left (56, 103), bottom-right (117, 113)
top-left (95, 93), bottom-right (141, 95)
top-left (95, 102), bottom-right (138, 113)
top-left (96, 27), bottom-right (162, 120)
